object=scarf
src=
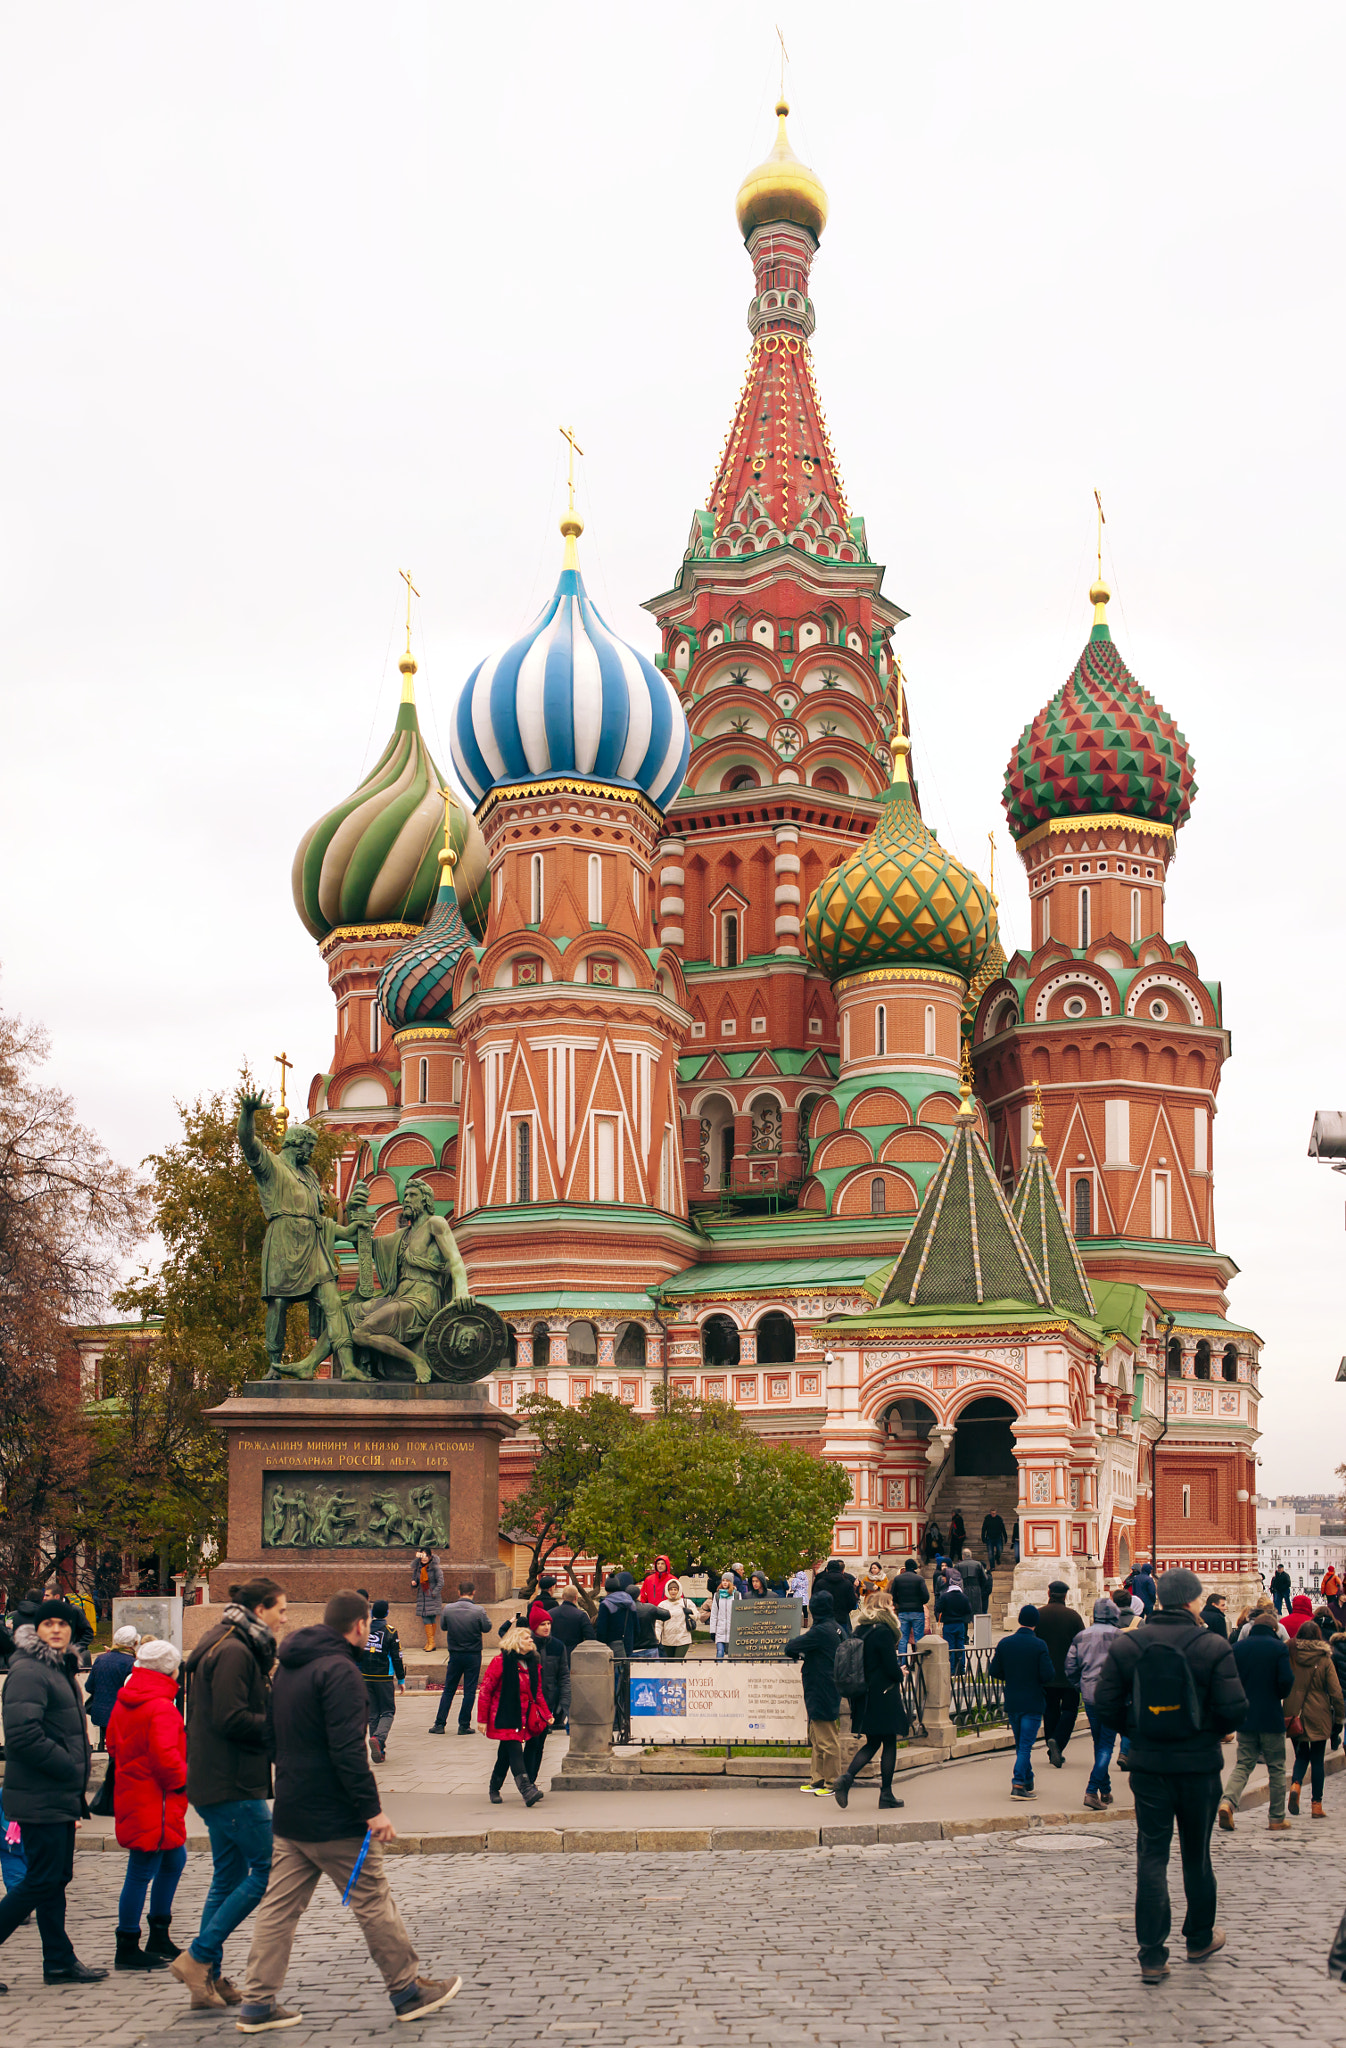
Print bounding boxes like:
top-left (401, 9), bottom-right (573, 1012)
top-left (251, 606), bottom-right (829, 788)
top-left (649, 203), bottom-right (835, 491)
top-left (496, 1650), bottom-right (539, 1731)
top-left (222, 1603), bottom-right (278, 1672)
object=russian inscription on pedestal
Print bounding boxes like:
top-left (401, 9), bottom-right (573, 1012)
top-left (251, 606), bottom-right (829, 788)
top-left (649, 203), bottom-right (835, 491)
top-left (726, 1596), bottom-right (803, 1660)
top-left (261, 1471), bottom-right (449, 1549)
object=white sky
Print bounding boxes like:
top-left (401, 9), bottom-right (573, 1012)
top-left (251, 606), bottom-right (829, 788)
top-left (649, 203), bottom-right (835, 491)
top-left (2, 5), bottom-right (1342, 1493)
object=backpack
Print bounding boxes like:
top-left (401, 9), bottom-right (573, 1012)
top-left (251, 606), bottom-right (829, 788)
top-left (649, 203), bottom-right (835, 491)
top-left (360, 1622), bottom-right (393, 1680)
top-left (1130, 1628), bottom-right (1203, 1741)
top-left (834, 1633), bottom-right (867, 1694)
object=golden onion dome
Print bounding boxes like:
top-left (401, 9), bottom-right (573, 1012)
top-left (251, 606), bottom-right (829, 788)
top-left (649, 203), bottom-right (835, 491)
top-left (735, 99), bottom-right (829, 241)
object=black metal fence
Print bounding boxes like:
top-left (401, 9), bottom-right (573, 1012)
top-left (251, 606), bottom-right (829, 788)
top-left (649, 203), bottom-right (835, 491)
top-left (898, 1651), bottom-right (928, 1736)
top-left (948, 1644), bottom-right (1005, 1730)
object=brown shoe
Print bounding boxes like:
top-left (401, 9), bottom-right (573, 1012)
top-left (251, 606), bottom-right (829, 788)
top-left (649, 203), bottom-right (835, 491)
top-left (1288, 1782), bottom-right (1301, 1815)
top-left (395, 1974), bottom-right (463, 2023)
top-left (1140, 1961), bottom-right (1170, 1984)
top-left (170, 1951), bottom-right (227, 2010)
top-left (1083, 1791), bottom-right (1103, 1810)
top-left (1185, 1929), bottom-right (1226, 1964)
top-left (1312, 1800), bottom-right (1326, 1818)
top-left (212, 1972), bottom-right (244, 2006)
top-left (1217, 1801), bottom-right (1235, 1831)
top-left (1268, 1818), bottom-right (1292, 1831)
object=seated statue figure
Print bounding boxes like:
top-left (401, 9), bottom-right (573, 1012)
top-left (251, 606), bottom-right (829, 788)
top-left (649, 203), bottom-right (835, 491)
top-left (290, 1180), bottom-right (471, 1381)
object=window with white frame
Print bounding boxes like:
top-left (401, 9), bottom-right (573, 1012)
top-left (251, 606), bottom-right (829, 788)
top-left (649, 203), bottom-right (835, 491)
top-left (722, 912), bottom-right (739, 968)
top-left (1182, 1483), bottom-right (1191, 1519)
top-left (875, 1004), bottom-right (886, 1056)
top-left (1130, 888), bottom-right (1142, 944)
top-left (842, 1011), bottom-right (851, 1063)
top-left (1078, 886), bottom-right (1091, 947)
top-left (530, 853), bottom-right (544, 924)
top-left (369, 1001), bottom-right (381, 1053)
top-left (1042, 893), bottom-right (1051, 941)
top-left (1152, 1171), bottom-right (1170, 1239)
top-left (418, 1056), bottom-right (428, 1105)
top-left (588, 853), bottom-right (602, 923)
top-left (515, 1120), bottom-right (532, 1203)
top-left (924, 1004), bottom-right (936, 1057)
top-left (595, 1116), bottom-right (617, 1202)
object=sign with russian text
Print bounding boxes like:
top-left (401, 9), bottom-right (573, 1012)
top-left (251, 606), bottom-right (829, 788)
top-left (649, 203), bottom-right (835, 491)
top-left (629, 1661), bottom-right (808, 1743)
top-left (726, 1596), bottom-right (803, 1661)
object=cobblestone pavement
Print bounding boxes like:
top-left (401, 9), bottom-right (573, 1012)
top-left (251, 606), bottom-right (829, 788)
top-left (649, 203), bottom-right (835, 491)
top-left (4, 1801), bottom-right (1343, 2046)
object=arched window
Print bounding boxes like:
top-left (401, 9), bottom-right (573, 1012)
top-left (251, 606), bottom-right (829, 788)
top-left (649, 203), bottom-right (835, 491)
top-left (924, 1004), bottom-right (936, 1056)
top-left (723, 914), bottom-right (739, 969)
top-left (1131, 889), bottom-right (1142, 944)
top-left (515, 1121), bottom-right (531, 1203)
top-left (1042, 893), bottom-right (1052, 942)
top-left (632, 869), bottom-right (641, 916)
top-left (369, 1001), bottom-right (381, 1053)
top-left (588, 853), bottom-right (602, 922)
top-left (1074, 1177), bottom-right (1092, 1235)
top-left (530, 852), bottom-right (544, 924)
top-left (701, 1313), bottom-right (740, 1368)
top-left (1222, 1344), bottom-right (1239, 1383)
top-left (733, 615), bottom-right (748, 642)
top-left (756, 1310), bottom-right (795, 1363)
top-left (418, 1056), bottom-right (428, 1105)
top-left (506, 1325), bottom-right (518, 1369)
top-left (842, 1011), bottom-right (851, 1063)
top-left (615, 1321), bottom-right (647, 1370)
top-left (870, 1176), bottom-right (886, 1215)
top-left (875, 1004), bottom-right (886, 1056)
top-left (728, 770), bottom-right (758, 791)
top-left (531, 1320), bottom-right (550, 1369)
top-left (1194, 1340), bottom-right (1211, 1381)
top-left (1167, 1336), bottom-right (1183, 1377)
top-left (1078, 886), bottom-right (1091, 947)
top-left (566, 1320), bottom-right (598, 1369)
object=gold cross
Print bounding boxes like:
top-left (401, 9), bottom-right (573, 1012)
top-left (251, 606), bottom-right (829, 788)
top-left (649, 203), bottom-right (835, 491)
top-left (274, 1051), bottom-right (293, 1134)
top-left (777, 25), bottom-right (789, 98)
top-left (987, 830), bottom-right (997, 899)
top-left (559, 424), bottom-right (584, 517)
top-left (1094, 489), bottom-right (1105, 580)
top-left (398, 567), bottom-right (419, 656)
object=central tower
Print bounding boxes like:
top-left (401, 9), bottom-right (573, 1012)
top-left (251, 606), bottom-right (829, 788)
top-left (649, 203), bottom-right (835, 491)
top-left (643, 98), bottom-right (911, 1207)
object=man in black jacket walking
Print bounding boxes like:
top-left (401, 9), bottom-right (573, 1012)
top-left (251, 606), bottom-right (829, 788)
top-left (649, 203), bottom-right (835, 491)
top-left (1034, 1581), bottom-right (1085, 1767)
top-left (783, 1586), bottom-right (844, 1791)
top-left (1094, 1568), bottom-right (1247, 1984)
top-left (239, 1591), bottom-right (461, 2032)
top-left (360, 1599), bottom-right (405, 1761)
top-left (430, 1581), bottom-right (491, 1734)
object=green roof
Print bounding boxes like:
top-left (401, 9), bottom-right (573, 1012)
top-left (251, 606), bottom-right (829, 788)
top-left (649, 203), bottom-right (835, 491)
top-left (1165, 1309), bottom-right (1262, 1342)
top-left (825, 1297), bottom-right (1108, 1342)
top-left (879, 1113), bottom-right (1049, 1311)
top-left (482, 1290), bottom-right (658, 1316)
top-left (1089, 1280), bottom-right (1151, 1349)
top-left (658, 1255), bottom-right (890, 1300)
top-left (1011, 1145), bottom-right (1095, 1318)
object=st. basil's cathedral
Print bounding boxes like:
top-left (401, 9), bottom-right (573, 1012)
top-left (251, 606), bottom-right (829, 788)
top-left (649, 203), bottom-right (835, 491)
top-left (288, 97), bottom-right (1262, 1614)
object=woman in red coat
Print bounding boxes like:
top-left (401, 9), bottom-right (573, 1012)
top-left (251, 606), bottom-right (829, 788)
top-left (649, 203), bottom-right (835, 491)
top-left (105, 1638), bottom-right (189, 1972)
top-left (477, 1625), bottom-right (550, 1808)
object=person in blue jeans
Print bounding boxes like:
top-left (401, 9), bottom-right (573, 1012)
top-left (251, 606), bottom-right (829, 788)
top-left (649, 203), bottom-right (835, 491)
top-left (1064, 1596), bottom-right (1123, 1807)
top-left (935, 1571), bottom-right (973, 1676)
top-left (989, 1604), bottom-right (1055, 1798)
top-left (174, 1579), bottom-right (286, 2011)
top-left (0, 1797), bottom-right (26, 1893)
top-left (891, 1559), bottom-right (930, 1663)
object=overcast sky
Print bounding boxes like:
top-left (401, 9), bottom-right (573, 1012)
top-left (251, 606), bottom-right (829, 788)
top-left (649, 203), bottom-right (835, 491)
top-left (2, 4), bottom-right (1342, 1493)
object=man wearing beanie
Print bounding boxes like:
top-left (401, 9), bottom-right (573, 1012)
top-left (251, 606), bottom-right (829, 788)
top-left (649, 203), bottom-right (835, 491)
top-left (1094, 1567), bottom-right (1247, 1983)
top-left (1034, 1580), bottom-right (1086, 1768)
top-left (359, 1601), bottom-right (405, 1763)
top-left (989, 1605), bottom-right (1055, 1798)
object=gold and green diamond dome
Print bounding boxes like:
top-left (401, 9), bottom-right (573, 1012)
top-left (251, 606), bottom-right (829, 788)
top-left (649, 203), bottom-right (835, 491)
top-left (804, 739), bottom-right (995, 983)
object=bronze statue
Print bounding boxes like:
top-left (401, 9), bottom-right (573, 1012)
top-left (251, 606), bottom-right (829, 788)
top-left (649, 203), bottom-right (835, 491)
top-left (237, 1093), bottom-right (362, 1380)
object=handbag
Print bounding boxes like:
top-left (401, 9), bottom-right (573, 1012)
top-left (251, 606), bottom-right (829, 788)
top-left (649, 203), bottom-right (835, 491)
top-left (89, 1755), bottom-right (116, 1817)
top-left (1285, 1712), bottom-right (1304, 1739)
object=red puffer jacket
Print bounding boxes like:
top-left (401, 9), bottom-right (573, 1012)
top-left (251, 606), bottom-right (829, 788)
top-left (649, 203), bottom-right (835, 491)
top-left (477, 1652), bottom-right (551, 1741)
top-left (1283, 1594), bottom-right (1316, 1640)
top-left (106, 1668), bottom-right (188, 1851)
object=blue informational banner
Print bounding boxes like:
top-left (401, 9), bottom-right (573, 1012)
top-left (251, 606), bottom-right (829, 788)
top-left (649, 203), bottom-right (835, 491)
top-left (628, 1662), bottom-right (808, 1743)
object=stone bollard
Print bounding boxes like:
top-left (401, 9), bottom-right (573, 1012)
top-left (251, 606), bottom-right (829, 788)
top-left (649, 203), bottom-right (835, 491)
top-left (913, 1634), bottom-right (957, 1759)
top-left (566, 1640), bottom-right (616, 1762)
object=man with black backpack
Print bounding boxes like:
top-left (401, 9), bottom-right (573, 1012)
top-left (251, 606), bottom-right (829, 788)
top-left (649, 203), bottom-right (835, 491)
top-left (359, 1599), bottom-right (405, 1762)
top-left (1094, 1567), bottom-right (1247, 1985)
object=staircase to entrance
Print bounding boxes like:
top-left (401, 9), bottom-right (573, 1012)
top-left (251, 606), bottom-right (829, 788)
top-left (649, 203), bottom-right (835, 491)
top-left (933, 1476), bottom-right (1019, 1630)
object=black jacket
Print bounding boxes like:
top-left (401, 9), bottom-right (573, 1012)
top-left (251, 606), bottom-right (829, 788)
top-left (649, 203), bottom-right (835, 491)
top-left (535, 1637), bottom-right (571, 1722)
top-left (958, 1560), bottom-right (991, 1615)
top-left (989, 1627), bottom-right (1055, 1719)
top-left (0, 1632), bottom-right (92, 1823)
top-left (1200, 1600), bottom-right (1228, 1640)
top-left (981, 1513), bottom-right (1007, 1544)
top-left (1270, 1570), bottom-right (1292, 1598)
top-left (630, 1601), bottom-right (671, 1656)
top-left (1232, 1619), bottom-right (1293, 1735)
top-left (84, 1646), bottom-right (135, 1728)
top-left (1034, 1598), bottom-right (1086, 1683)
top-left (548, 1604), bottom-right (596, 1660)
top-left (185, 1617), bottom-right (275, 1808)
top-left (360, 1619), bottom-right (405, 1686)
top-left (784, 1619), bottom-right (844, 1722)
top-left (438, 1598), bottom-right (492, 1657)
top-left (1093, 1608), bottom-right (1247, 1771)
top-left (852, 1620), bottom-right (910, 1738)
top-left (271, 1624), bottom-right (381, 1841)
top-left (936, 1588), bottom-right (973, 1626)
top-left (814, 1564), bottom-right (858, 1624)
top-left (891, 1568), bottom-right (930, 1615)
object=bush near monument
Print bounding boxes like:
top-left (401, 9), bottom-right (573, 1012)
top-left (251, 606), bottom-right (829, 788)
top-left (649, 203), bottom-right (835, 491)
top-left (502, 1390), bottom-right (638, 1599)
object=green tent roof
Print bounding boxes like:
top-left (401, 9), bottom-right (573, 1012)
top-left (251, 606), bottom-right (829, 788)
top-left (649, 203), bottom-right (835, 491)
top-left (879, 1111), bottom-right (1049, 1311)
top-left (658, 1256), bottom-right (889, 1299)
top-left (1011, 1143), bottom-right (1095, 1318)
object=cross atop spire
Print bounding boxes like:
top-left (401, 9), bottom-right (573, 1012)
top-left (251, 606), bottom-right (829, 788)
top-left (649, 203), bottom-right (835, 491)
top-left (398, 569), bottom-right (420, 699)
top-left (559, 424), bottom-right (585, 568)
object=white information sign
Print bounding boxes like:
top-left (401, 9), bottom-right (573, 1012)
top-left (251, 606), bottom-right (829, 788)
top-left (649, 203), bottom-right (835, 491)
top-left (629, 1660), bottom-right (808, 1744)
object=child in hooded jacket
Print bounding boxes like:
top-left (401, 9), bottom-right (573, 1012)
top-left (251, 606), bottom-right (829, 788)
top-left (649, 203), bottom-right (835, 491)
top-left (477, 1625), bottom-right (550, 1807)
top-left (106, 1638), bottom-right (189, 1972)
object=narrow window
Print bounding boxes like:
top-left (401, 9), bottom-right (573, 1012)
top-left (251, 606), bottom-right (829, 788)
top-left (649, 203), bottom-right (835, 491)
top-left (875, 1004), bottom-right (886, 1056)
top-left (1167, 1337), bottom-right (1183, 1377)
top-left (588, 853), bottom-right (602, 922)
top-left (924, 1004), bottom-right (936, 1056)
top-left (870, 1177), bottom-right (886, 1215)
top-left (633, 869), bottom-right (641, 916)
top-left (370, 1001), bottom-right (380, 1053)
top-left (418, 1056), bottom-right (428, 1105)
top-left (1194, 1340), bottom-right (1211, 1381)
top-left (451, 1058), bottom-right (462, 1103)
top-left (1074, 1176), bottom-right (1091, 1236)
top-left (1222, 1344), bottom-right (1238, 1383)
top-left (1182, 1484), bottom-right (1191, 1520)
top-left (596, 1117), bottom-right (617, 1201)
top-left (516, 1121), bottom-right (531, 1203)
top-left (842, 1011), bottom-right (851, 1063)
top-left (1153, 1172), bottom-right (1170, 1239)
top-left (530, 853), bottom-right (544, 924)
top-left (1078, 886), bottom-right (1091, 948)
top-left (1042, 893), bottom-right (1051, 942)
top-left (723, 913), bottom-right (738, 969)
top-left (1130, 888), bottom-right (1142, 944)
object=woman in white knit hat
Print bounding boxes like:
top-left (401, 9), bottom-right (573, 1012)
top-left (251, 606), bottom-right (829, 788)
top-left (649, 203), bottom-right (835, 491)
top-left (106, 1638), bottom-right (189, 1971)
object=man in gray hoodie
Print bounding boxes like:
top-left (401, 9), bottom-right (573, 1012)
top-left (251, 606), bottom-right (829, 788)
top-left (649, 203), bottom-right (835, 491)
top-left (1064, 1596), bottom-right (1122, 1809)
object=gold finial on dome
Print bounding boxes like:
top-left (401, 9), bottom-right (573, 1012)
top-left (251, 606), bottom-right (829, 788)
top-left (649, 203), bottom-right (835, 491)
top-left (735, 78), bottom-right (829, 242)
top-left (1091, 489), bottom-right (1110, 624)
top-left (1030, 1078), bottom-right (1047, 1150)
top-left (559, 423), bottom-right (585, 569)
top-left (398, 567), bottom-right (420, 701)
top-left (437, 787), bottom-right (458, 878)
top-left (957, 1041), bottom-right (977, 1121)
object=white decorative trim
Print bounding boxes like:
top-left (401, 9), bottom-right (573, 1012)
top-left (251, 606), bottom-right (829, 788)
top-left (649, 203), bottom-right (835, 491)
top-left (1033, 971), bottom-right (1115, 1022)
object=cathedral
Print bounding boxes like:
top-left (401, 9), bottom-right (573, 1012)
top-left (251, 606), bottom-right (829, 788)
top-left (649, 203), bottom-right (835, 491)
top-left (289, 97), bottom-right (1262, 1613)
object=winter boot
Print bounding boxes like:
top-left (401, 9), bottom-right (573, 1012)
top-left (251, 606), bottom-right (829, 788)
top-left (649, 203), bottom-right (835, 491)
top-left (1289, 1781), bottom-right (1302, 1815)
top-left (115, 1930), bottom-right (168, 1971)
top-left (521, 1780), bottom-right (545, 1808)
top-left (169, 1950), bottom-right (226, 2008)
top-left (146, 1916), bottom-right (181, 1961)
top-left (877, 1788), bottom-right (903, 1809)
top-left (1312, 1799), bottom-right (1326, 1818)
top-left (832, 1766), bottom-right (858, 1809)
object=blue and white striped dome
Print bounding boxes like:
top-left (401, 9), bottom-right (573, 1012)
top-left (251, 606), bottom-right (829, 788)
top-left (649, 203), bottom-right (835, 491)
top-left (450, 544), bottom-right (690, 813)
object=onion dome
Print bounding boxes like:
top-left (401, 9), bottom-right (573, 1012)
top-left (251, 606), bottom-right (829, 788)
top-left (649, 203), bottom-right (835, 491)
top-left (450, 515), bottom-right (690, 814)
top-left (376, 794), bottom-right (474, 1031)
top-left (292, 650), bottom-right (488, 941)
top-left (736, 98), bottom-right (829, 240)
top-left (804, 733), bottom-right (995, 982)
top-left (1003, 582), bottom-right (1197, 841)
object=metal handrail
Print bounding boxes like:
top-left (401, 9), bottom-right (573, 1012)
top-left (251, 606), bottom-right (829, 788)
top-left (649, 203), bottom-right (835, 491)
top-left (948, 1644), bottom-right (1005, 1730)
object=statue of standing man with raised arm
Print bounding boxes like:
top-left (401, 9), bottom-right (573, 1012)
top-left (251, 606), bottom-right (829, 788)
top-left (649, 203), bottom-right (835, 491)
top-left (237, 1090), bottom-right (362, 1380)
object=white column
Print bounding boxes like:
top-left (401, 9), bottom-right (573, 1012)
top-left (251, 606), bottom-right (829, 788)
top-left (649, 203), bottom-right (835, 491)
top-left (656, 835), bottom-right (685, 950)
top-left (774, 823), bottom-right (801, 954)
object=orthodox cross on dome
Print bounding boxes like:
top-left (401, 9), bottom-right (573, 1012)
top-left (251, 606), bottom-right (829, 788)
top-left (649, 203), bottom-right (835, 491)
top-left (1031, 1078), bottom-right (1047, 1151)
top-left (987, 830), bottom-right (997, 901)
top-left (398, 568), bottom-right (419, 655)
top-left (776, 24), bottom-right (789, 99)
top-left (274, 1051), bottom-right (292, 1135)
top-left (559, 423), bottom-right (585, 564)
top-left (398, 568), bottom-right (420, 699)
top-left (1093, 488), bottom-right (1106, 582)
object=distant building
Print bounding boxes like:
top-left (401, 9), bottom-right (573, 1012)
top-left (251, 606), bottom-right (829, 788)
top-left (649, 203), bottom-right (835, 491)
top-left (1257, 1496), bottom-right (1346, 1593)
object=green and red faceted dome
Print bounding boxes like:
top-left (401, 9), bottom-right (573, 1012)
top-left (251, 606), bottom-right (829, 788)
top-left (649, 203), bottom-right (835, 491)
top-left (1002, 586), bottom-right (1197, 841)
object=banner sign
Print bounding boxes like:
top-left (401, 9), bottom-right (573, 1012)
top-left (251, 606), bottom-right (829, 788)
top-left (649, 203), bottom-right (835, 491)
top-left (629, 1661), bottom-right (808, 1743)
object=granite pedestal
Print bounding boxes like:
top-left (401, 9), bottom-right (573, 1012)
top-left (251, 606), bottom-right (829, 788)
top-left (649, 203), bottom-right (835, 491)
top-left (205, 1379), bottom-right (517, 1607)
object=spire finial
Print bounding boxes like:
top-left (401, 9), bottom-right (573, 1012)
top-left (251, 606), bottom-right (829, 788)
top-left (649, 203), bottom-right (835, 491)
top-left (274, 1050), bottom-right (292, 1136)
top-left (559, 424), bottom-right (585, 568)
top-left (398, 567), bottom-right (420, 700)
top-left (436, 786), bottom-right (458, 883)
top-left (987, 830), bottom-right (997, 903)
top-left (1030, 1078), bottom-right (1047, 1151)
top-left (1089, 490), bottom-right (1110, 623)
top-left (957, 1041), bottom-right (977, 1121)
top-left (776, 24), bottom-right (790, 111)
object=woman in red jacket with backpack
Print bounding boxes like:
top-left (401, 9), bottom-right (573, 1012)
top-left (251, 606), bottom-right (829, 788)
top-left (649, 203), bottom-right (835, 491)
top-left (105, 1638), bottom-right (189, 1972)
top-left (477, 1625), bottom-right (550, 1808)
